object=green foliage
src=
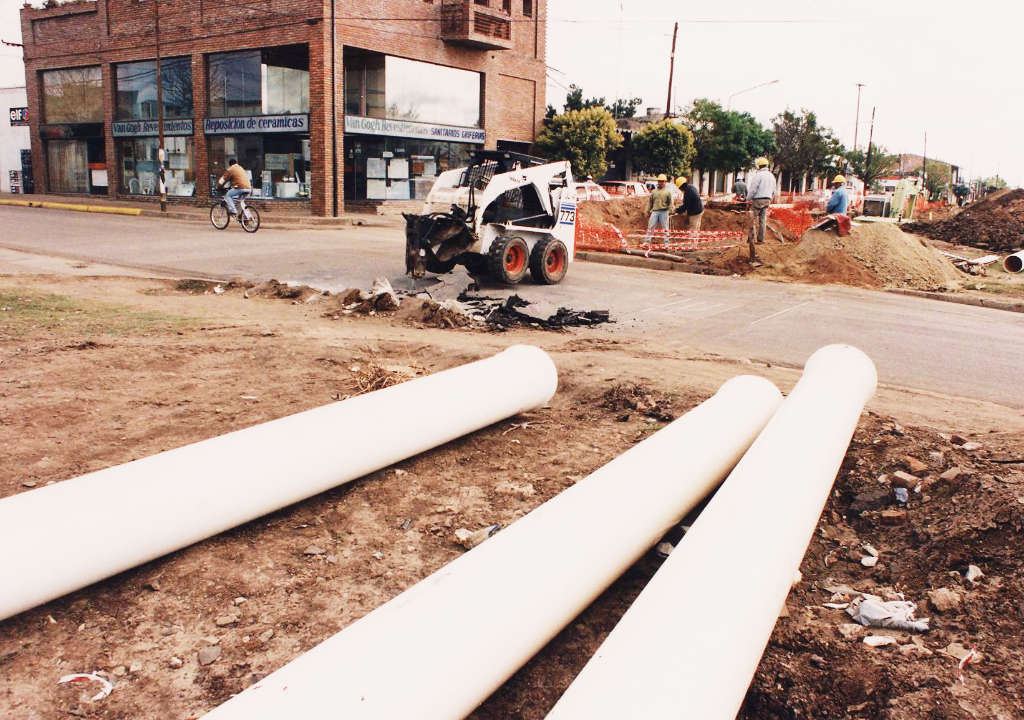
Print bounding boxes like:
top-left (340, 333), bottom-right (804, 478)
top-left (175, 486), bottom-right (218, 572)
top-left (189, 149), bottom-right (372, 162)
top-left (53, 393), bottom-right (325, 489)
top-left (844, 143), bottom-right (896, 191)
top-left (544, 104), bottom-right (557, 120)
top-left (563, 84), bottom-right (605, 113)
top-left (683, 98), bottom-right (774, 173)
top-left (771, 109), bottom-right (845, 186)
top-left (980, 175), bottom-right (1008, 191)
top-left (534, 106), bottom-right (623, 179)
top-left (923, 159), bottom-right (952, 200)
top-left (607, 97), bottom-right (643, 119)
top-left (631, 119), bottom-right (696, 178)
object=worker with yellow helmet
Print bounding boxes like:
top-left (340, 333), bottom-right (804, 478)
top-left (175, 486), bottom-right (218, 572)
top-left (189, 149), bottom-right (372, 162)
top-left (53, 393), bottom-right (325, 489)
top-left (674, 175), bottom-right (704, 230)
top-left (825, 174), bottom-right (849, 215)
top-left (646, 173), bottom-right (674, 238)
top-left (746, 156), bottom-right (777, 264)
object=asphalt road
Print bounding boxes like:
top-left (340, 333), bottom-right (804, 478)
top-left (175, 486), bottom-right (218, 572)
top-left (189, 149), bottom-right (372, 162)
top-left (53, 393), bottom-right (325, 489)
top-left (2, 205), bottom-right (1021, 408)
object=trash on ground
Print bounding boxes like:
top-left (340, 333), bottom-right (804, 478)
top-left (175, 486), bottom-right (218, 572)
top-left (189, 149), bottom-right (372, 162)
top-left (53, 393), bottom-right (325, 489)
top-left (965, 564), bottom-right (984, 584)
top-left (57, 672), bottom-right (113, 701)
top-left (457, 290), bottom-right (612, 331)
top-left (863, 635), bottom-right (898, 647)
top-left (454, 524), bottom-right (501, 550)
top-left (844, 594), bottom-right (930, 633)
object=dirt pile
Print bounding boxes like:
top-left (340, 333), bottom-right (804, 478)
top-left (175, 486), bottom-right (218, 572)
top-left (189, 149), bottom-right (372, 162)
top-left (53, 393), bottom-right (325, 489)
top-left (904, 189), bottom-right (1024, 252)
top-left (715, 223), bottom-right (962, 290)
top-left (578, 197), bottom-right (792, 240)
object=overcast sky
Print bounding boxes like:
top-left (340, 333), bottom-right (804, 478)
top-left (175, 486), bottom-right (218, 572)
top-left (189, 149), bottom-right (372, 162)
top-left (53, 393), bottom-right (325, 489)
top-left (2, 0), bottom-right (1018, 185)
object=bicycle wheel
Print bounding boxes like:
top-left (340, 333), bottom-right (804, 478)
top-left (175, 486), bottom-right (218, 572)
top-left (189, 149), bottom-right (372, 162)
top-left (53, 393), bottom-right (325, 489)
top-left (240, 205), bottom-right (260, 233)
top-left (210, 202), bottom-right (230, 230)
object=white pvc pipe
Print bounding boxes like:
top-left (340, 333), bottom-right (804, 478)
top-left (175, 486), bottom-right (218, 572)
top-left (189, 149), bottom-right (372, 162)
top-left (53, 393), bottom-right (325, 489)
top-left (0, 345), bottom-right (558, 621)
top-left (546, 344), bottom-right (877, 720)
top-left (200, 375), bottom-right (783, 720)
top-left (1003, 250), bottom-right (1024, 273)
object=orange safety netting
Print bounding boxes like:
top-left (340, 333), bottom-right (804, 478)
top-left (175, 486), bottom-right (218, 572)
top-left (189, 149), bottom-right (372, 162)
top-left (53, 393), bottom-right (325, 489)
top-left (575, 219), bottom-right (742, 254)
top-left (767, 206), bottom-right (816, 239)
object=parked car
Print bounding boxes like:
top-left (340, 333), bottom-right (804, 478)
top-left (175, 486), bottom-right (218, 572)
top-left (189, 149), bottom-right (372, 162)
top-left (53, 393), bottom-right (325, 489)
top-left (573, 181), bottom-right (611, 202)
top-left (599, 180), bottom-right (650, 198)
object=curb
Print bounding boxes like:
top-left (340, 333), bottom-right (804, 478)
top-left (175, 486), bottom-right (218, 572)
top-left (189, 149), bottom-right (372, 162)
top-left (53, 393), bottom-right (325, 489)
top-left (886, 288), bottom-right (1024, 314)
top-left (575, 250), bottom-right (732, 276)
top-left (0, 198), bottom-right (141, 216)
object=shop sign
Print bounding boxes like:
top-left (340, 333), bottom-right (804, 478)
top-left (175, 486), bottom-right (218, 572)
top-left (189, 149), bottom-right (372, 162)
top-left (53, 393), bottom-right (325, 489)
top-left (112, 119), bottom-right (194, 137)
top-left (345, 116), bottom-right (486, 145)
top-left (9, 107), bottom-right (29, 126)
top-left (40, 123), bottom-right (104, 139)
top-left (204, 114), bottom-right (309, 135)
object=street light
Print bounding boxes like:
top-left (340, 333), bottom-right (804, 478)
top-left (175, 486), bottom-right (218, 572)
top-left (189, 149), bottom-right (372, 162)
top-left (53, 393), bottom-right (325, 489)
top-left (726, 79), bottom-right (779, 110)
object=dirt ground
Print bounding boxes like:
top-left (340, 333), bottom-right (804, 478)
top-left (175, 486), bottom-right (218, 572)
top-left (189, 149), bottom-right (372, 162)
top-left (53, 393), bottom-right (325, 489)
top-left (905, 189), bottom-right (1024, 252)
top-left (1, 273), bottom-right (1023, 719)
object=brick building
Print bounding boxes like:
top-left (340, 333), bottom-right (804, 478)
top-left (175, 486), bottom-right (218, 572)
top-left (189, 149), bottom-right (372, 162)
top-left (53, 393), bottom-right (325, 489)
top-left (19, 0), bottom-right (547, 215)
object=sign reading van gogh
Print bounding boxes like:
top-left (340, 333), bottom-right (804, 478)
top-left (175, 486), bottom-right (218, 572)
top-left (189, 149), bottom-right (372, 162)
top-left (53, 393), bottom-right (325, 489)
top-left (112, 119), bottom-right (194, 137)
top-left (204, 114), bottom-right (309, 134)
top-left (345, 116), bottom-right (486, 144)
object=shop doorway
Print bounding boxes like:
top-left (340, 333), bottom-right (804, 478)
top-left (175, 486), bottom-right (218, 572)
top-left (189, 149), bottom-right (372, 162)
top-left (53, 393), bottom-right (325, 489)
top-left (46, 138), bottom-right (106, 194)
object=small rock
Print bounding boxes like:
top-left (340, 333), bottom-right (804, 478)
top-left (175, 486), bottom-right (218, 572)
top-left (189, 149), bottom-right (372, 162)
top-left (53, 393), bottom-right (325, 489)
top-left (861, 556), bottom-right (879, 568)
top-left (899, 643), bottom-right (933, 657)
top-left (903, 456), bottom-right (928, 474)
top-left (21, 481), bottom-right (37, 488)
top-left (893, 487), bottom-right (909, 504)
top-left (809, 654), bottom-right (826, 668)
top-left (851, 489), bottom-right (891, 513)
top-left (242, 635), bottom-right (251, 643)
top-left (215, 614), bottom-right (238, 627)
top-left (862, 543), bottom-right (879, 558)
top-left (143, 579), bottom-right (161, 592)
top-left (942, 642), bottom-right (983, 664)
top-left (960, 441), bottom-right (982, 452)
top-left (453, 524), bottom-right (501, 551)
top-left (168, 656), bottom-right (184, 669)
top-left (233, 596), bottom-right (246, 606)
top-left (876, 473), bottom-right (889, 484)
top-left (879, 509), bottom-right (907, 524)
top-left (203, 635), bottom-right (220, 645)
top-left (928, 451), bottom-right (944, 463)
top-left (372, 551), bottom-right (384, 560)
top-left (890, 470), bottom-right (920, 489)
top-left (655, 541), bottom-right (675, 558)
top-left (965, 565), bottom-right (984, 584)
top-left (303, 545), bottom-right (326, 556)
top-left (197, 645), bottom-right (222, 666)
top-left (112, 665), bottom-right (127, 677)
top-left (888, 422), bottom-right (905, 436)
top-left (393, 469), bottom-right (407, 477)
top-left (863, 635), bottom-right (897, 647)
top-left (129, 662), bottom-right (142, 673)
top-left (838, 623), bottom-right (865, 640)
top-left (928, 587), bottom-right (962, 613)
top-left (259, 629), bottom-right (275, 643)
top-left (940, 466), bottom-right (966, 481)
top-left (950, 435), bottom-right (967, 446)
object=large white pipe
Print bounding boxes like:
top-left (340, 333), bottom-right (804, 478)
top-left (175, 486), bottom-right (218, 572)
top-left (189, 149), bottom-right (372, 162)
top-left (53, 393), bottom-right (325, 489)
top-left (200, 375), bottom-right (783, 720)
top-left (546, 344), bottom-right (877, 720)
top-left (1003, 250), bottom-right (1024, 273)
top-left (0, 345), bottom-right (558, 621)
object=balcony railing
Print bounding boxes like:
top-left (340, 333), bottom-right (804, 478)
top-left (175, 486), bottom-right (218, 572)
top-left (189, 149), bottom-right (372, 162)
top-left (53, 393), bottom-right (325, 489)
top-left (440, 0), bottom-right (513, 50)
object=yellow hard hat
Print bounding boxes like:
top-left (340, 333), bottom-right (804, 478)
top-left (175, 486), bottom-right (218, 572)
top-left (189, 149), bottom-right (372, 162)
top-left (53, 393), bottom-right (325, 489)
top-left (656, 173), bottom-right (668, 182)
top-left (755, 157), bottom-right (769, 167)
top-left (832, 174), bottom-right (846, 185)
top-left (675, 176), bottom-right (686, 187)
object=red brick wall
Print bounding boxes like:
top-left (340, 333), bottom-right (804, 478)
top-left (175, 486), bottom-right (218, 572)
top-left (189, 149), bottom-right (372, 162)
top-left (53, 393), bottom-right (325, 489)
top-left (20, 0), bottom-right (547, 215)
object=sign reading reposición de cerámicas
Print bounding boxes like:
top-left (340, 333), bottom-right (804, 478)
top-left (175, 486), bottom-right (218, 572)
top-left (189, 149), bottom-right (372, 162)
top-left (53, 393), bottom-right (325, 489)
top-left (344, 116), bottom-right (486, 144)
top-left (203, 114), bottom-right (309, 135)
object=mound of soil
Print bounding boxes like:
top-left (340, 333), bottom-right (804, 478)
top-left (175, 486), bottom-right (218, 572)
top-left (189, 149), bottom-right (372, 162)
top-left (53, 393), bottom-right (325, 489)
top-left (715, 223), bottom-right (962, 290)
top-left (904, 189), bottom-right (1024, 252)
top-left (578, 197), bottom-right (792, 240)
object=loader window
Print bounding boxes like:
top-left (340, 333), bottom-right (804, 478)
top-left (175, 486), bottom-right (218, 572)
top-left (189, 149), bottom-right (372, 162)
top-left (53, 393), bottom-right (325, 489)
top-left (482, 184), bottom-right (554, 228)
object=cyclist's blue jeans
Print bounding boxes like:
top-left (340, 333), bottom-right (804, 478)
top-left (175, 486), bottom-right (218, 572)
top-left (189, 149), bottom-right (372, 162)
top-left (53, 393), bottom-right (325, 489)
top-left (224, 188), bottom-right (250, 214)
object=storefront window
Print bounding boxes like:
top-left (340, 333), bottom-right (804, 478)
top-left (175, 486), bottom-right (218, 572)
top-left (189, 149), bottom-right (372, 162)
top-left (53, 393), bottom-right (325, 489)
top-left (208, 135), bottom-right (312, 199)
top-left (42, 66), bottom-right (103, 123)
top-left (118, 136), bottom-right (195, 196)
top-left (208, 45), bottom-right (309, 117)
top-left (115, 57), bottom-right (193, 120)
top-left (343, 50), bottom-right (481, 127)
top-left (344, 136), bottom-right (477, 202)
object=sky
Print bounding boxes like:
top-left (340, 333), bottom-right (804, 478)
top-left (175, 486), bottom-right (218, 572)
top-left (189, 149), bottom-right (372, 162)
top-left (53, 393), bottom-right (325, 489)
top-left (1, 0), bottom-right (1020, 185)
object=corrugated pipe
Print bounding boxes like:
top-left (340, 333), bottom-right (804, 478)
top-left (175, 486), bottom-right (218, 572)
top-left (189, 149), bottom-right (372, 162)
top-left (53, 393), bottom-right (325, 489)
top-left (546, 344), bottom-right (877, 720)
top-left (199, 375), bottom-right (784, 720)
top-left (0, 345), bottom-right (558, 621)
top-left (1003, 250), bottom-right (1024, 273)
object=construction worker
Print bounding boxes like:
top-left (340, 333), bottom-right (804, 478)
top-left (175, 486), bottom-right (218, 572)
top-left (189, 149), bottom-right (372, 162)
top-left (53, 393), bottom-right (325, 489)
top-left (647, 173), bottom-right (674, 239)
top-left (733, 175), bottom-right (748, 201)
top-left (826, 175), bottom-right (849, 215)
top-left (746, 157), bottom-right (777, 263)
top-left (674, 176), bottom-right (704, 230)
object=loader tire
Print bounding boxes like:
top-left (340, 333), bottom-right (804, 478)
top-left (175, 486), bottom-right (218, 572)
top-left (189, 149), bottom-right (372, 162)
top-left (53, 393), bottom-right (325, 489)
top-left (488, 236), bottom-right (530, 285)
top-left (529, 238), bottom-right (569, 284)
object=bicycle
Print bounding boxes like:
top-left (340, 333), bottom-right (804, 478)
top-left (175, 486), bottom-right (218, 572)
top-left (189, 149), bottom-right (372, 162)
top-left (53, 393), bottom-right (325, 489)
top-left (210, 189), bottom-right (261, 233)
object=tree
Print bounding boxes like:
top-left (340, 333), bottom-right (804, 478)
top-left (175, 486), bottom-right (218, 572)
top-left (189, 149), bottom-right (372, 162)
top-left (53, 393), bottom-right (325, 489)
top-left (630, 119), bottom-right (696, 178)
top-left (923, 159), bottom-right (952, 200)
top-left (683, 98), bottom-right (774, 174)
top-left (534, 106), bottom-right (622, 179)
top-left (606, 97), bottom-right (643, 119)
top-left (563, 84), bottom-right (605, 113)
top-left (544, 104), bottom-right (557, 121)
top-left (771, 109), bottom-right (845, 190)
top-left (844, 143), bottom-right (896, 191)
top-left (980, 175), bottom-right (1008, 191)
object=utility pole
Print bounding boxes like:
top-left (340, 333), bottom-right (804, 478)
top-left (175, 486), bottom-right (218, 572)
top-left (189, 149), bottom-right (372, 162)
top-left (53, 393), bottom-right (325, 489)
top-left (853, 83), bottom-right (864, 152)
top-left (863, 106), bottom-right (876, 187)
top-left (153, 0), bottom-right (166, 213)
top-left (922, 131), bottom-right (927, 196)
top-left (665, 22), bottom-right (677, 117)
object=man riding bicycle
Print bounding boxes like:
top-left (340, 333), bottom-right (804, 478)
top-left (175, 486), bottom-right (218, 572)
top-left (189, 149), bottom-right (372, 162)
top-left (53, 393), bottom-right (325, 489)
top-left (216, 159), bottom-right (251, 218)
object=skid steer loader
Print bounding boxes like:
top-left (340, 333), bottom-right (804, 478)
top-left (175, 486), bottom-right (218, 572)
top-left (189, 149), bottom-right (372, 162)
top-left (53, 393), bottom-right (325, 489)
top-left (403, 150), bottom-right (578, 285)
